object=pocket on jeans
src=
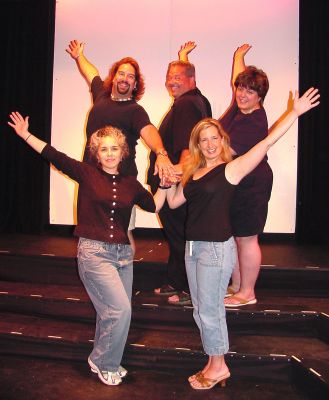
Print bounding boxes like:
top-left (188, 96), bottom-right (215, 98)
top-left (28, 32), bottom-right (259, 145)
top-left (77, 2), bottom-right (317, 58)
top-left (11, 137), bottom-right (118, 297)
top-left (125, 245), bottom-right (134, 259)
top-left (209, 242), bottom-right (224, 265)
top-left (78, 240), bottom-right (102, 260)
top-left (225, 239), bottom-right (237, 270)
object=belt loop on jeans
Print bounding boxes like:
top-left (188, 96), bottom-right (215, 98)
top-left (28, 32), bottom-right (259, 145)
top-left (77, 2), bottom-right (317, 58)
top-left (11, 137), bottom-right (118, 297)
top-left (189, 241), bottom-right (193, 256)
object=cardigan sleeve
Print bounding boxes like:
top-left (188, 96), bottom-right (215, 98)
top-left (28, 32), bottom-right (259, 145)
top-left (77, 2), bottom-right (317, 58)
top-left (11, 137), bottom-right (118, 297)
top-left (41, 144), bottom-right (88, 183)
top-left (133, 179), bottom-right (156, 212)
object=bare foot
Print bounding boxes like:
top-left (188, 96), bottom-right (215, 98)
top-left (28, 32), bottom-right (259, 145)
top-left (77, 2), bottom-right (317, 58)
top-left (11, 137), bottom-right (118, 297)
top-left (202, 366), bottom-right (229, 381)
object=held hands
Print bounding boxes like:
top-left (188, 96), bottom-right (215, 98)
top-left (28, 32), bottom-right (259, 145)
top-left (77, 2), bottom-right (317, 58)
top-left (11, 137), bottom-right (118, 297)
top-left (156, 160), bottom-right (181, 187)
top-left (159, 174), bottom-right (180, 188)
top-left (234, 43), bottom-right (251, 59)
top-left (66, 39), bottom-right (85, 60)
top-left (178, 41), bottom-right (196, 62)
top-left (160, 165), bottom-right (182, 187)
top-left (154, 158), bottom-right (178, 181)
top-left (7, 112), bottom-right (30, 140)
top-left (293, 87), bottom-right (320, 117)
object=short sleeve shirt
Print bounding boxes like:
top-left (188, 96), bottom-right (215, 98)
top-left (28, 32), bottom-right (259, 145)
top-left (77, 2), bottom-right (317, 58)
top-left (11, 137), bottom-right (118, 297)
top-left (85, 76), bottom-right (152, 175)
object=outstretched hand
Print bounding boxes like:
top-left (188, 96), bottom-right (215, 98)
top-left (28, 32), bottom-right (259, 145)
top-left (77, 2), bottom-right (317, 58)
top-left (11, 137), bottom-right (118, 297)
top-left (178, 41), bottom-right (196, 61)
top-left (8, 112), bottom-right (29, 139)
top-left (66, 39), bottom-right (84, 60)
top-left (234, 43), bottom-right (252, 59)
top-left (293, 87), bottom-right (320, 116)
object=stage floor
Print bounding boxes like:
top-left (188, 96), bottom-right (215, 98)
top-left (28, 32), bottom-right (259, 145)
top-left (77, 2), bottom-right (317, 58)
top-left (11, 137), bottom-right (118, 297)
top-left (0, 232), bottom-right (328, 399)
top-left (0, 232), bottom-right (328, 269)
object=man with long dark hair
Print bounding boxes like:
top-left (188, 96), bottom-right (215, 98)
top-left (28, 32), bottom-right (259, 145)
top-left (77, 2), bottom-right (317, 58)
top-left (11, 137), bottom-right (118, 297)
top-left (66, 40), bottom-right (173, 248)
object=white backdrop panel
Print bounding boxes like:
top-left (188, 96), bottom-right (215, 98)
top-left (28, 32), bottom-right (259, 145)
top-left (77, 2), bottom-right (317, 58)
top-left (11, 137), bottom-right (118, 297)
top-left (51, 0), bottom-right (299, 232)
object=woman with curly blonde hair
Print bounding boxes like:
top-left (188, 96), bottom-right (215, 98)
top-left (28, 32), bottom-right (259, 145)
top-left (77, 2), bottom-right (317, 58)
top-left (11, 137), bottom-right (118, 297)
top-left (7, 115), bottom-right (168, 387)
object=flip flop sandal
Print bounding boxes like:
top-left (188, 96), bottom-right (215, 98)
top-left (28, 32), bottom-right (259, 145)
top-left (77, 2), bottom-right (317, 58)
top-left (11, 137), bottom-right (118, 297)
top-left (168, 291), bottom-right (192, 306)
top-left (154, 284), bottom-right (178, 296)
top-left (224, 295), bottom-right (257, 307)
top-left (225, 285), bottom-right (236, 298)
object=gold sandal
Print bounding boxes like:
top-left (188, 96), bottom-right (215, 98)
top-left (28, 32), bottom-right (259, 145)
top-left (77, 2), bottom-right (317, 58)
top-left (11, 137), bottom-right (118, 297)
top-left (188, 370), bottom-right (203, 383)
top-left (225, 285), bottom-right (236, 298)
top-left (189, 371), bottom-right (230, 390)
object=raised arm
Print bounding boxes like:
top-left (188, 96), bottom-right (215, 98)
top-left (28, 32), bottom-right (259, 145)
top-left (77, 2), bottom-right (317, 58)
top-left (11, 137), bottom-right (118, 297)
top-left (231, 43), bottom-right (251, 88)
top-left (178, 41), bottom-right (197, 62)
top-left (225, 87), bottom-right (320, 185)
top-left (66, 40), bottom-right (99, 86)
top-left (7, 112), bottom-right (47, 154)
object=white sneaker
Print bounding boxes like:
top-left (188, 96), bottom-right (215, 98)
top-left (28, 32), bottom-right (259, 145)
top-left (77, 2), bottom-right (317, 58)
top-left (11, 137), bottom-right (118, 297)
top-left (117, 365), bottom-right (128, 378)
top-left (88, 357), bottom-right (128, 378)
top-left (88, 357), bottom-right (122, 386)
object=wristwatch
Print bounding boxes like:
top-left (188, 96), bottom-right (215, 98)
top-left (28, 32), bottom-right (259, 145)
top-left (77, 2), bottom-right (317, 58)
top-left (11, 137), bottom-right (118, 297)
top-left (156, 149), bottom-right (168, 157)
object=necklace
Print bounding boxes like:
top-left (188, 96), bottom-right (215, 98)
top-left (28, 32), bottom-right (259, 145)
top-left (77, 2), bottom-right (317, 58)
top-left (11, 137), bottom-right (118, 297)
top-left (111, 94), bottom-right (133, 102)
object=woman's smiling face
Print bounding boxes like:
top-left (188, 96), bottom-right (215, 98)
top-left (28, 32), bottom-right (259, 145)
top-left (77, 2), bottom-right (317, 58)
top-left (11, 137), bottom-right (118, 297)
top-left (236, 84), bottom-right (261, 114)
top-left (97, 136), bottom-right (123, 174)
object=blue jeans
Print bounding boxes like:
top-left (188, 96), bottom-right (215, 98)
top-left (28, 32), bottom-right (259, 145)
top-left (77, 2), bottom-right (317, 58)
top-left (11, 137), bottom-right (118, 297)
top-left (77, 238), bottom-right (133, 372)
top-left (185, 238), bottom-right (237, 356)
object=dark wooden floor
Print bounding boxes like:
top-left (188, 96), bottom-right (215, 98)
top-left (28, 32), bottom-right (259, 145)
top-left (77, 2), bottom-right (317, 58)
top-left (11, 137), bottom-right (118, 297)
top-left (0, 231), bottom-right (328, 268)
top-left (0, 231), bottom-right (328, 400)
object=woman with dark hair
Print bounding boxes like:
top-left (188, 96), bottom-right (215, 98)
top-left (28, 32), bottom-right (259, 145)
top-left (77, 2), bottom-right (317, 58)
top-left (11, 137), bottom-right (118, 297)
top-left (7, 112), bottom-right (167, 386)
top-left (180, 42), bottom-right (273, 306)
top-left (164, 88), bottom-right (319, 389)
top-left (220, 44), bottom-right (272, 307)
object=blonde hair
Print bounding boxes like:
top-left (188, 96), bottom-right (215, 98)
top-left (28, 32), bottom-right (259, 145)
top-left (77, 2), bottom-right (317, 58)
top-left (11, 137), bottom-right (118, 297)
top-left (89, 126), bottom-right (129, 162)
top-left (181, 118), bottom-right (232, 186)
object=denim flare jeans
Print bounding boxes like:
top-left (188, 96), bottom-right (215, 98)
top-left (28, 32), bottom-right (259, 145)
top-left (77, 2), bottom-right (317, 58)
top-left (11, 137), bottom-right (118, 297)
top-left (185, 237), bottom-right (237, 355)
top-left (77, 238), bottom-right (133, 372)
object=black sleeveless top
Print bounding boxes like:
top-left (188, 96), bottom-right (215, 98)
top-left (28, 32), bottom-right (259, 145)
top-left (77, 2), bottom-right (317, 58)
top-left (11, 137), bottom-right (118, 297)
top-left (183, 163), bottom-right (236, 242)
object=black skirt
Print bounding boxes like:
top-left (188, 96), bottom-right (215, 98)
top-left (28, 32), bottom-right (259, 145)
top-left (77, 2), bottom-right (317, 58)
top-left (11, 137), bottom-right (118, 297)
top-left (230, 161), bottom-right (273, 237)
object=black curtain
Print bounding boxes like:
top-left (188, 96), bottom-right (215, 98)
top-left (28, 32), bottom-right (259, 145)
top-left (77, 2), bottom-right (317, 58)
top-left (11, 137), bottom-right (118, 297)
top-left (298, 0), bottom-right (329, 243)
top-left (0, 0), bottom-right (328, 243)
top-left (0, 0), bottom-right (55, 233)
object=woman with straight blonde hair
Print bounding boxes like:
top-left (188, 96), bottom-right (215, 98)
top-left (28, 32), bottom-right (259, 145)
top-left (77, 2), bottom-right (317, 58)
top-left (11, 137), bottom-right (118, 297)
top-left (181, 118), bottom-right (232, 186)
top-left (164, 88), bottom-right (319, 390)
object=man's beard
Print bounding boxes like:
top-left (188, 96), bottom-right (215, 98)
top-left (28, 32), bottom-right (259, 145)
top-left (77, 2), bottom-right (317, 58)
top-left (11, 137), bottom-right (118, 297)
top-left (117, 81), bottom-right (131, 95)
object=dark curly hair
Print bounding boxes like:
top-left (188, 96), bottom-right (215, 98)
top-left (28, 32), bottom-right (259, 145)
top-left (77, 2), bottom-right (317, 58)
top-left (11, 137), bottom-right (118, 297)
top-left (234, 65), bottom-right (269, 104)
top-left (103, 57), bottom-right (145, 101)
